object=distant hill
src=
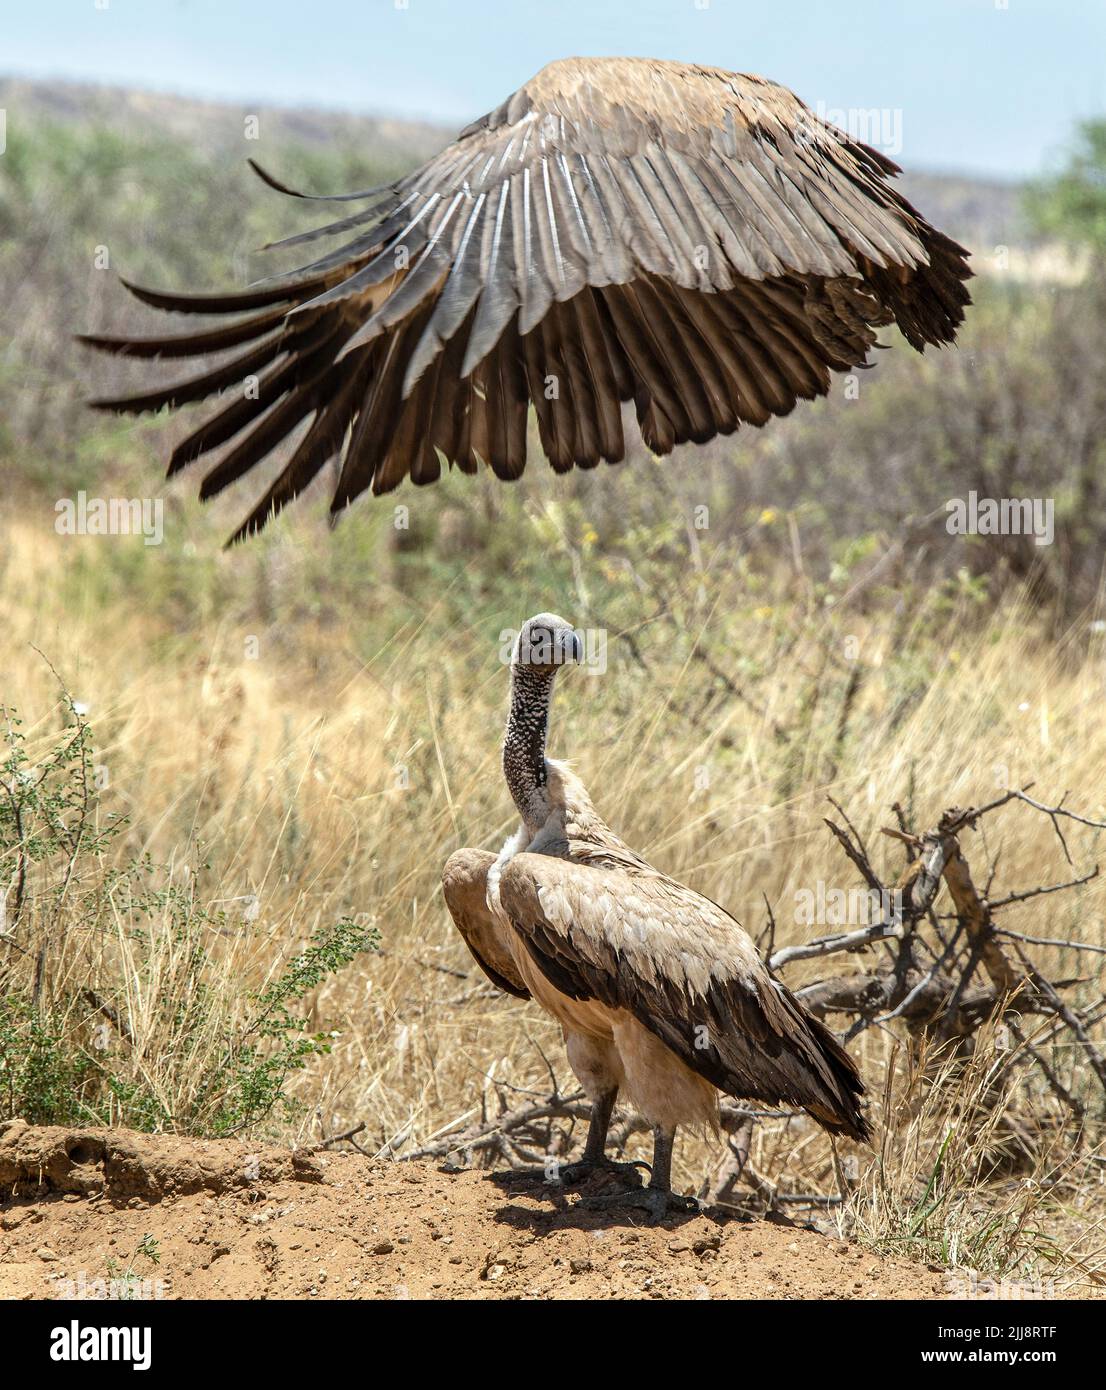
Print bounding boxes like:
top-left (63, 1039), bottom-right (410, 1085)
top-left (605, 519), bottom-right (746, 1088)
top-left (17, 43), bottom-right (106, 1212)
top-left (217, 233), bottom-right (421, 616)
top-left (897, 171), bottom-right (1028, 255)
top-left (1, 75), bottom-right (1032, 260)
top-left (0, 76), bottom-right (448, 171)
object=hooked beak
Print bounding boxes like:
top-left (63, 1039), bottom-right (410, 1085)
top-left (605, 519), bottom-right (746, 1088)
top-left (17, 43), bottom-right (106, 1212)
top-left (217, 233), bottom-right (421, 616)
top-left (546, 628), bottom-right (582, 667)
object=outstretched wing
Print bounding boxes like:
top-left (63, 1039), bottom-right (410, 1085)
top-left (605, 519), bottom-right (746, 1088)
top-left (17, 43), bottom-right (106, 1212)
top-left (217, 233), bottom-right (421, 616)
top-left (82, 56), bottom-right (971, 542)
top-left (497, 849), bottom-right (869, 1140)
top-left (442, 848), bottom-right (531, 1000)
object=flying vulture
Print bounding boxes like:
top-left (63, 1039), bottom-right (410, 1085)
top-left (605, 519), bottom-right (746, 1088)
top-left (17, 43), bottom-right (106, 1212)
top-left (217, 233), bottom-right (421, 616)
top-left (443, 612), bottom-right (869, 1216)
top-left (83, 57), bottom-right (972, 542)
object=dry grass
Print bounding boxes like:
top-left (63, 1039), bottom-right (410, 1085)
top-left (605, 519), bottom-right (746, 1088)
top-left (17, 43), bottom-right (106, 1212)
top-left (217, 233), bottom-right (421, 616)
top-left (850, 1023), bottom-right (1106, 1295)
top-left (3, 503), bottom-right (1106, 1291)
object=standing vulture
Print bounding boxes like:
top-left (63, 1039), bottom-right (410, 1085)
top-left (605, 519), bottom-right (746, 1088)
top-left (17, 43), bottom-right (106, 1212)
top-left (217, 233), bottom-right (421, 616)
top-left (443, 613), bottom-right (869, 1217)
top-left (82, 57), bottom-right (971, 543)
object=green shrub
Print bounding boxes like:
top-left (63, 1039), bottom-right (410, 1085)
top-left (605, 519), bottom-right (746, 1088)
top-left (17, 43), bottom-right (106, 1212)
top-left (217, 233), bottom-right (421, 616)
top-left (0, 699), bottom-right (379, 1133)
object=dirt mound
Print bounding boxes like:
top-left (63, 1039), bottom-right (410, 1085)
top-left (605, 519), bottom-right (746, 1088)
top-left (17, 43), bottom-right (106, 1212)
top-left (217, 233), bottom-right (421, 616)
top-left (0, 1121), bottom-right (946, 1300)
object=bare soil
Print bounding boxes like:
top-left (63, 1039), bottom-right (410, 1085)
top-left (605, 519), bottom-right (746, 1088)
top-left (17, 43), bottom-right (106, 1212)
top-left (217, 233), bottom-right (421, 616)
top-left (0, 1120), bottom-right (947, 1300)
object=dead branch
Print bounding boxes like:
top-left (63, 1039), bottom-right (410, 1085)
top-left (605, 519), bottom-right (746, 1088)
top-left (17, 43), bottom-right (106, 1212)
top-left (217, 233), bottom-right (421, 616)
top-left (996, 926), bottom-right (1106, 956)
top-left (706, 1116), bottom-right (754, 1206)
top-left (788, 789), bottom-right (1106, 1124)
top-left (769, 920), bottom-right (900, 970)
top-left (1012, 945), bottom-right (1106, 1095)
top-left (939, 832), bottom-right (1020, 994)
top-left (399, 1089), bottom-right (592, 1162)
top-left (988, 866), bottom-right (1099, 910)
top-left (310, 1122), bottom-right (368, 1153)
top-left (945, 787), bottom-right (1106, 837)
top-left (81, 988), bottom-right (135, 1046)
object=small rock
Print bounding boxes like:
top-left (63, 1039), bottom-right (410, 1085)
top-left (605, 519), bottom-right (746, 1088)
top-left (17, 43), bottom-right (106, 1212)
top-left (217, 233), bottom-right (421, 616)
top-left (692, 1234), bottom-right (722, 1255)
top-left (569, 1257), bottom-right (592, 1275)
top-left (36, 1247), bottom-right (59, 1263)
top-left (371, 1240), bottom-right (395, 1256)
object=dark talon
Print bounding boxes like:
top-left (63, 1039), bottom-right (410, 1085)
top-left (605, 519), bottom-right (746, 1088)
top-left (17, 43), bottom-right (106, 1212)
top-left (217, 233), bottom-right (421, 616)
top-left (559, 1157), bottom-right (648, 1188)
top-left (582, 1185), bottom-right (700, 1223)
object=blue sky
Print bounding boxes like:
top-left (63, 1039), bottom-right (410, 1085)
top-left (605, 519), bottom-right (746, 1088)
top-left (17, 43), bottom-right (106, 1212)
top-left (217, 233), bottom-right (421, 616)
top-left (3, 0), bottom-right (1103, 178)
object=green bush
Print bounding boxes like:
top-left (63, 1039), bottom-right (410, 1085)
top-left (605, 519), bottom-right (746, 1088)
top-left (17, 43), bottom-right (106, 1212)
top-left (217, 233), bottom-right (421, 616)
top-left (0, 699), bottom-right (379, 1133)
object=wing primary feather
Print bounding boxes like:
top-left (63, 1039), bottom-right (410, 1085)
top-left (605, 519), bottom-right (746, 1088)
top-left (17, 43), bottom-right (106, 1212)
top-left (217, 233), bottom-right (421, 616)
top-left (246, 157), bottom-right (395, 203)
top-left (116, 276), bottom-right (319, 315)
top-left (88, 331), bottom-right (290, 415)
top-left (77, 304), bottom-right (289, 360)
top-left (226, 347), bottom-right (373, 543)
top-left (198, 347), bottom-right (341, 500)
top-left (166, 320), bottom-right (337, 474)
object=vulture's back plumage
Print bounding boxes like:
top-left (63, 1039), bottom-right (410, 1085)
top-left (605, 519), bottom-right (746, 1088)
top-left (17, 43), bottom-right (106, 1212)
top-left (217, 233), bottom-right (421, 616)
top-left (494, 834), bottom-right (871, 1143)
top-left (83, 56), bottom-right (971, 541)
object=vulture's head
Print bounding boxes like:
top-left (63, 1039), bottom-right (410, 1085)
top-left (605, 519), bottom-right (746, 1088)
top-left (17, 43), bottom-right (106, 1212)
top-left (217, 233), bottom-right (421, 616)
top-left (512, 612), bottom-right (582, 677)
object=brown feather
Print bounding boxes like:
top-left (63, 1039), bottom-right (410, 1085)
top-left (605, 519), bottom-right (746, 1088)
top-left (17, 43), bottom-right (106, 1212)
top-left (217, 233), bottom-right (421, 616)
top-left (83, 55), bottom-right (970, 536)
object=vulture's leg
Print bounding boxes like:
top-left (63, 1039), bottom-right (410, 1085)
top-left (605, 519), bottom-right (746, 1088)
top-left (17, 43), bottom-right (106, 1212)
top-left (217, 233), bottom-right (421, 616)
top-left (647, 1126), bottom-right (690, 1199)
top-left (583, 1126), bottom-right (699, 1221)
top-left (581, 1086), bottom-right (618, 1162)
top-left (560, 1086), bottom-right (648, 1187)
top-left (559, 1033), bottom-right (644, 1187)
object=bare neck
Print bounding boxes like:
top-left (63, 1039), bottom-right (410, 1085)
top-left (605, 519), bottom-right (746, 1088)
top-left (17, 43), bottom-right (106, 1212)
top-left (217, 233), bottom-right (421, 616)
top-left (502, 665), bottom-right (556, 833)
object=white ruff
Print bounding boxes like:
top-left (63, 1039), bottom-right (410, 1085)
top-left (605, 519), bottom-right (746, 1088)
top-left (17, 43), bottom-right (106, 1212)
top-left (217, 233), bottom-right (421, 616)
top-left (486, 806), bottom-right (565, 922)
top-left (486, 824), bottom-right (529, 923)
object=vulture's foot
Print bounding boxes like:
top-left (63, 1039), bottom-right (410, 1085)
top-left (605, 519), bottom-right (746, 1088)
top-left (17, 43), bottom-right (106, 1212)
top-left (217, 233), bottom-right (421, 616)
top-left (582, 1185), bottom-right (700, 1224)
top-left (558, 1157), bottom-right (648, 1189)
